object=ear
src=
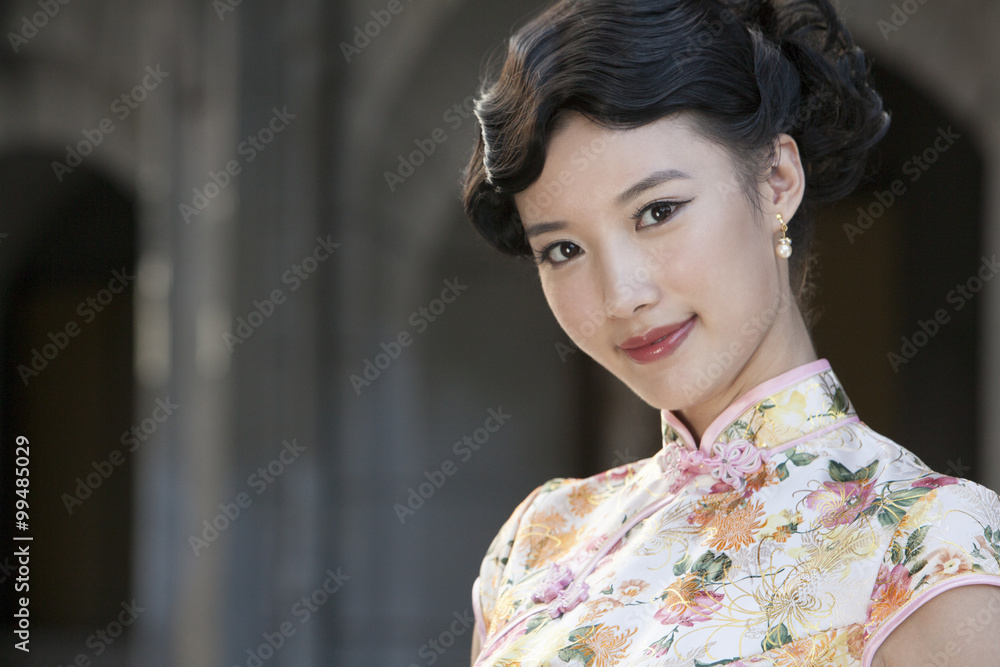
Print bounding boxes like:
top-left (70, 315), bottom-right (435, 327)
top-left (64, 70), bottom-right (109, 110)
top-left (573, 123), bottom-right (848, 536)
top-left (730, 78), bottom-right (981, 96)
top-left (763, 133), bottom-right (806, 232)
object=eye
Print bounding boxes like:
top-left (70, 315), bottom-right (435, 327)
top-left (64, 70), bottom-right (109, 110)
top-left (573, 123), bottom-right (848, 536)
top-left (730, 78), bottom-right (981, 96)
top-left (535, 241), bottom-right (583, 266)
top-left (632, 199), bottom-right (689, 229)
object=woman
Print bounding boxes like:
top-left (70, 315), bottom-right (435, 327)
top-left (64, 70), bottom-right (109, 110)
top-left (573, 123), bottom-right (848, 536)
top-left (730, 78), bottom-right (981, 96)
top-left (461, 1), bottom-right (1000, 665)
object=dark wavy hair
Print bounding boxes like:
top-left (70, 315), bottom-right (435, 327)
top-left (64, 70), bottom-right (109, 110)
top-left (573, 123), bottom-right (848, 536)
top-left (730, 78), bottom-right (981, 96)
top-left (462, 0), bottom-right (890, 317)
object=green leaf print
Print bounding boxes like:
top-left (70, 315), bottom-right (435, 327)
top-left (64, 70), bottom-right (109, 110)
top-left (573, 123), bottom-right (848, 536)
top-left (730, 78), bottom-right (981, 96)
top-left (878, 508), bottom-right (900, 527)
top-left (787, 450), bottom-right (819, 467)
top-left (567, 625), bottom-right (600, 643)
top-left (557, 645), bottom-right (595, 665)
top-left (762, 623), bottom-right (794, 651)
top-left (692, 551), bottom-right (733, 583)
top-left (831, 387), bottom-right (849, 415)
top-left (878, 487), bottom-right (932, 525)
top-left (558, 625), bottom-right (600, 666)
top-left (909, 559), bottom-right (928, 578)
top-left (829, 460), bottom-right (878, 483)
top-left (984, 526), bottom-right (1000, 565)
top-left (525, 614), bottom-right (548, 634)
top-left (828, 461), bottom-right (853, 483)
top-left (776, 462), bottom-right (790, 482)
top-left (673, 553), bottom-right (693, 577)
top-left (903, 525), bottom-right (930, 565)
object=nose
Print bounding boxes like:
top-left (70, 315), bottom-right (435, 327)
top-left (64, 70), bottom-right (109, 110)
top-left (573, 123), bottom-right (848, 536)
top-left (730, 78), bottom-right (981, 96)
top-left (600, 242), bottom-right (661, 319)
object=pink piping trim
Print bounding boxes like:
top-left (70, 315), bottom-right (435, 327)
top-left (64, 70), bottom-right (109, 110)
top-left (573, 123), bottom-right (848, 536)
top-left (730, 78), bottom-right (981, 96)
top-left (661, 358), bottom-right (833, 453)
top-left (861, 574), bottom-right (1000, 666)
top-left (472, 576), bottom-right (486, 645)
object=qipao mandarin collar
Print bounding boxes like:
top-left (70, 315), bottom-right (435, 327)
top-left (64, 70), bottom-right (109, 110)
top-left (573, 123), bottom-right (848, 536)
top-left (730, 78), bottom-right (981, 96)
top-left (658, 358), bottom-right (859, 469)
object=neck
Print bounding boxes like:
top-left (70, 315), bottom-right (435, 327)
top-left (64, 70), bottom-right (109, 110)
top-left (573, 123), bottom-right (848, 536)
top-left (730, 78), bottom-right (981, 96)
top-left (676, 305), bottom-right (817, 443)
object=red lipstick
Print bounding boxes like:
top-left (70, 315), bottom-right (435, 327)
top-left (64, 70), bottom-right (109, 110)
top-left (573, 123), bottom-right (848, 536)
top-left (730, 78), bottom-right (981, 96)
top-left (618, 316), bottom-right (696, 365)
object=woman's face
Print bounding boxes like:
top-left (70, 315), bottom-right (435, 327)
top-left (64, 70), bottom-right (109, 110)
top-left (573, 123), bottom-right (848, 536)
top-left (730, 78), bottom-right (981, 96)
top-left (514, 112), bottom-right (807, 416)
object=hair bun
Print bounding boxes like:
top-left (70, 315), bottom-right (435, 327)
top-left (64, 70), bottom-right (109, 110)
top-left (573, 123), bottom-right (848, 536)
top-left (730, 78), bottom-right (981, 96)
top-left (727, 0), bottom-right (891, 204)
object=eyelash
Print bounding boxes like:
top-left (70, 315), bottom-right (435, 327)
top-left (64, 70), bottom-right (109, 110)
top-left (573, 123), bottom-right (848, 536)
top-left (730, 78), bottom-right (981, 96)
top-left (532, 198), bottom-right (691, 266)
top-left (631, 199), bottom-right (690, 226)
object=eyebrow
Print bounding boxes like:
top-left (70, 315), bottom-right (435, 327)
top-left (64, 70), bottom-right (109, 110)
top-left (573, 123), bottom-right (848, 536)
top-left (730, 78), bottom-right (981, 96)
top-left (524, 221), bottom-right (567, 239)
top-left (616, 168), bottom-right (692, 206)
top-left (522, 168), bottom-right (692, 240)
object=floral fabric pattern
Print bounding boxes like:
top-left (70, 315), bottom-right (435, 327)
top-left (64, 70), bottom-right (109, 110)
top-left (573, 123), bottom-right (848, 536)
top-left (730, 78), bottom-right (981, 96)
top-left (472, 359), bottom-right (1000, 666)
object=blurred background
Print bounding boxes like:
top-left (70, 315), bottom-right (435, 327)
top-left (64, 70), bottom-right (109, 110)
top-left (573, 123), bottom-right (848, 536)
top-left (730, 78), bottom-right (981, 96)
top-left (0, 0), bottom-right (998, 665)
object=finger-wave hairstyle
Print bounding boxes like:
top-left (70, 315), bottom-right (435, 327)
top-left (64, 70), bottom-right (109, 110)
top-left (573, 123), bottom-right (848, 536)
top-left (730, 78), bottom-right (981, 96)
top-left (461, 0), bottom-right (890, 315)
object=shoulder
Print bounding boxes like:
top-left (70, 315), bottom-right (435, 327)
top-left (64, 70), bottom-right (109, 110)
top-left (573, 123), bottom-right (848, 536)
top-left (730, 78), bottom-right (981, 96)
top-left (473, 458), bottom-right (653, 621)
top-left (860, 446), bottom-right (1000, 662)
top-left (480, 458), bottom-right (649, 563)
top-left (872, 583), bottom-right (1000, 666)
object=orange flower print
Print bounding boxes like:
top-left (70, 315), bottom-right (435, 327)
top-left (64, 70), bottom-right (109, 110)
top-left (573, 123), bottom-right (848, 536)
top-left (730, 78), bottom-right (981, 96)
top-left (868, 563), bottom-right (913, 625)
top-left (581, 624), bottom-right (637, 667)
top-left (759, 510), bottom-right (802, 544)
top-left (521, 509), bottom-right (581, 569)
top-left (705, 499), bottom-right (765, 551)
top-left (568, 483), bottom-right (600, 517)
top-left (742, 461), bottom-right (781, 494)
top-left (617, 579), bottom-right (649, 599)
top-left (529, 508), bottom-right (567, 534)
top-left (846, 624), bottom-right (866, 661)
top-left (579, 596), bottom-right (624, 622)
top-left (771, 629), bottom-right (837, 667)
top-left (915, 546), bottom-right (973, 584)
top-left (523, 525), bottom-right (582, 570)
top-left (686, 490), bottom-right (741, 528)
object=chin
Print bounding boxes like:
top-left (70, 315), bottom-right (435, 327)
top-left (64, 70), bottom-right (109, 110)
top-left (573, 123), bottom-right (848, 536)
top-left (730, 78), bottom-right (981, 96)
top-left (616, 353), bottom-right (735, 413)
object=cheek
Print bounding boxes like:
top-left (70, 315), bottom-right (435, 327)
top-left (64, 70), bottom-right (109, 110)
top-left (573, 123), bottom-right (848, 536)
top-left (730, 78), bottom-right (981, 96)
top-left (673, 207), bottom-right (775, 328)
top-left (540, 272), bottom-right (605, 349)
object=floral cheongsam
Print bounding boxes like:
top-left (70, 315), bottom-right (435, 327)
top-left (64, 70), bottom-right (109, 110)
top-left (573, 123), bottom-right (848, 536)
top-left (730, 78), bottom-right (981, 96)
top-left (471, 359), bottom-right (1000, 666)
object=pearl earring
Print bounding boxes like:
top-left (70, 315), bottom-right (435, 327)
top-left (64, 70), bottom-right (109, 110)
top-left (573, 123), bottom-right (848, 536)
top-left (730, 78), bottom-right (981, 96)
top-left (775, 213), bottom-right (792, 259)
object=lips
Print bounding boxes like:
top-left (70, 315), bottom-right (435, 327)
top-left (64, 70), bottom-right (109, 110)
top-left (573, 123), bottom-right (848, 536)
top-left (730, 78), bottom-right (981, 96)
top-left (618, 316), bottom-right (696, 365)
